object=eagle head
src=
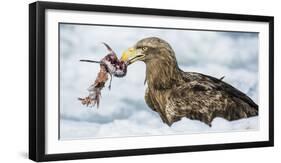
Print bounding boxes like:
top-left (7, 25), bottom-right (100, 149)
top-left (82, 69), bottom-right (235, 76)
top-left (121, 37), bottom-right (181, 89)
top-left (121, 37), bottom-right (177, 65)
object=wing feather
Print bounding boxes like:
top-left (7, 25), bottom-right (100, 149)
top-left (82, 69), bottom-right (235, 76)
top-left (164, 72), bottom-right (258, 126)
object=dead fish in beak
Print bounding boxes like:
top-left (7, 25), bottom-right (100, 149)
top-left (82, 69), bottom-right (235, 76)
top-left (78, 43), bottom-right (127, 108)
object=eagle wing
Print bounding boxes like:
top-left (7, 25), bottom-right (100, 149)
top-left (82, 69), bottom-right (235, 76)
top-left (146, 71), bottom-right (258, 126)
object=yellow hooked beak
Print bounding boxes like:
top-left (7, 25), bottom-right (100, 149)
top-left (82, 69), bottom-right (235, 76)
top-left (121, 47), bottom-right (145, 65)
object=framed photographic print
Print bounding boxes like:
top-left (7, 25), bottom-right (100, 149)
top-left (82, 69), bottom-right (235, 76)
top-left (29, 1), bottom-right (274, 162)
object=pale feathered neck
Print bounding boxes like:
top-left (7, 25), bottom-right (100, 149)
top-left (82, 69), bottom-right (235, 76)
top-left (145, 58), bottom-right (182, 90)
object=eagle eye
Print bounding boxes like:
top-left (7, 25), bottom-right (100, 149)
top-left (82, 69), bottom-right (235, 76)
top-left (142, 47), bottom-right (148, 51)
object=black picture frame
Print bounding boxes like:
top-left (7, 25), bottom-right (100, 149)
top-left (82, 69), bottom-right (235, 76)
top-left (29, 1), bottom-right (274, 162)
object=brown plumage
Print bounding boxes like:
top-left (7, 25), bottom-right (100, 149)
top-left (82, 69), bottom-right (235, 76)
top-left (122, 37), bottom-right (258, 126)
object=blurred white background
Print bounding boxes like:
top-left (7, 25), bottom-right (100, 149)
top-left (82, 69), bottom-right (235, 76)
top-left (0, 0), bottom-right (280, 162)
